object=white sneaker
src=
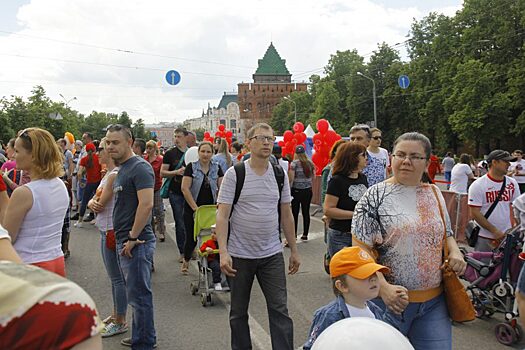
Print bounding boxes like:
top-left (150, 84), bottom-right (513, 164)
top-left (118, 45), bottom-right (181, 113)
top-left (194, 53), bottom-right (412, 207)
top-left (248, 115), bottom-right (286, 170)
top-left (74, 221), bottom-right (83, 228)
top-left (214, 283), bottom-right (222, 291)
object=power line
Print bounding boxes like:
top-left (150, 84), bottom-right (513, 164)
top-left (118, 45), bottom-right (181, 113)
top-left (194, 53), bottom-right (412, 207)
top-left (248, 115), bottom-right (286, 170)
top-left (0, 52), bottom-right (248, 79)
top-left (0, 29), bottom-right (256, 70)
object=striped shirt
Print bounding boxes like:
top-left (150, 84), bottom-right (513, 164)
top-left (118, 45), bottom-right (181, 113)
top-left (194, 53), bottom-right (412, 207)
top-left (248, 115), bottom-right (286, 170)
top-left (217, 160), bottom-right (291, 259)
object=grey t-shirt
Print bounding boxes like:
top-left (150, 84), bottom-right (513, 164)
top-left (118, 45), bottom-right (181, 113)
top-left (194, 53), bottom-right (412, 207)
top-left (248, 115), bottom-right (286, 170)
top-left (442, 157), bottom-right (455, 172)
top-left (113, 156), bottom-right (155, 243)
top-left (217, 160), bottom-right (292, 259)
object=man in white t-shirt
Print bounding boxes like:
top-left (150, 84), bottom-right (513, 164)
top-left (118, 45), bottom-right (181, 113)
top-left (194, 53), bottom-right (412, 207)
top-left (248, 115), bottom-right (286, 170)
top-left (509, 150), bottom-right (525, 195)
top-left (367, 128), bottom-right (390, 179)
top-left (449, 154), bottom-right (475, 194)
top-left (216, 123), bottom-right (300, 350)
top-left (468, 150), bottom-right (520, 252)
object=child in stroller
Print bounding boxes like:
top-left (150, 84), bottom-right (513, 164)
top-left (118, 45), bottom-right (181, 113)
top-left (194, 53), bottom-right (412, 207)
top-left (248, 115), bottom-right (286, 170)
top-left (199, 229), bottom-right (222, 291)
top-left (461, 201), bottom-right (525, 346)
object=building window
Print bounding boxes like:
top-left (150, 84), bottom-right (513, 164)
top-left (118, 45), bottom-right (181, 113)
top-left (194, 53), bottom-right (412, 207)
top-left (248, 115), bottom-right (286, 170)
top-left (220, 120), bottom-right (226, 126)
top-left (230, 119), bottom-right (237, 129)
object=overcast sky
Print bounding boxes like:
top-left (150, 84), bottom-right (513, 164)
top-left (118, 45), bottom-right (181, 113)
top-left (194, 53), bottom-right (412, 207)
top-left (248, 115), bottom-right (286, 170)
top-left (0, 0), bottom-right (462, 124)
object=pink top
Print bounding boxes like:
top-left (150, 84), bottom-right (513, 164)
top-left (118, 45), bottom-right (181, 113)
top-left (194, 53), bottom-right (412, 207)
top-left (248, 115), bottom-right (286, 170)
top-left (1, 160), bottom-right (15, 172)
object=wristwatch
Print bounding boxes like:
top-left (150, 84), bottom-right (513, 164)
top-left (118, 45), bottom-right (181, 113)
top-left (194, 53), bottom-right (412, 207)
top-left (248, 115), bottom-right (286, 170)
top-left (128, 234), bottom-right (138, 242)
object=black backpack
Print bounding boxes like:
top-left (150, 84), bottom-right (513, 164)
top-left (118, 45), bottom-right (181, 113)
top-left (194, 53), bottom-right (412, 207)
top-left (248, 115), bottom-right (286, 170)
top-left (228, 161), bottom-right (285, 240)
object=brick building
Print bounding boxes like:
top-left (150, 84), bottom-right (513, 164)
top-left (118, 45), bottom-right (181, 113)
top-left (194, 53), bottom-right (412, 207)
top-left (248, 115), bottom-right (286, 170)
top-left (238, 43), bottom-right (307, 132)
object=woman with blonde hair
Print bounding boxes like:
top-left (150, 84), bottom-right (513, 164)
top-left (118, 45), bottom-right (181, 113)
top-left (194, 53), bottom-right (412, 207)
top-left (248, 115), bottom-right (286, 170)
top-left (3, 128), bottom-right (69, 276)
top-left (144, 140), bottom-right (166, 242)
top-left (212, 138), bottom-right (234, 174)
top-left (288, 145), bottom-right (315, 242)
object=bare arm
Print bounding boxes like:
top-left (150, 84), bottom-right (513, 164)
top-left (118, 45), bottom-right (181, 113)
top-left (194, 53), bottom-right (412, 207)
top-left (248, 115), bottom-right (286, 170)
top-left (129, 188), bottom-right (154, 239)
top-left (181, 176), bottom-right (198, 211)
top-left (218, 176), bottom-right (223, 189)
top-left (323, 194), bottom-right (353, 220)
top-left (88, 173), bottom-right (117, 213)
top-left (280, 203), bottom-right (300, 274)
top-left (160, 163), bottom-right (185, 178)
top-left (288, 169), bottom-right (295, 186)
top-left (67, 156), bottom-right (74, 180)
top-left (470, 206), bottom-right (505, 239)
top-left (216, 203), bottom-right (237, 277)
top-left (0, 190), bottom-right (8, 225)
top-left (0, 238), bottom-right (23, 263)
top-left (3, 186), bottom-right (33, 242)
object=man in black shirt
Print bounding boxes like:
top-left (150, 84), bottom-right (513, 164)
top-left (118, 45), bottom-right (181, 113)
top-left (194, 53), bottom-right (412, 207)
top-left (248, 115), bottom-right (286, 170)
top-left (160, 128), bottom-right (188, 261)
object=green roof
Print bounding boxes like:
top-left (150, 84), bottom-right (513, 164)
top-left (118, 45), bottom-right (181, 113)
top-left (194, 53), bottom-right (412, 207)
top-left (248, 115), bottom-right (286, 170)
top-left (254, 43), bottom-right (290, 75)
top-left (217, 94), bottom-right (237, 109)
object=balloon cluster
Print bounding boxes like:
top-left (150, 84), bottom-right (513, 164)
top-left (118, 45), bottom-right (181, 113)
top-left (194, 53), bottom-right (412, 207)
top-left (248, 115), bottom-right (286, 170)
top-left (64, 132), bottom-right (75, 153)
top-left (277, 122), bottom-right (307, 159)
top-left (203, 124), bottom-right (233, 145)
top-left (311, 119), bottom-right (341, 175)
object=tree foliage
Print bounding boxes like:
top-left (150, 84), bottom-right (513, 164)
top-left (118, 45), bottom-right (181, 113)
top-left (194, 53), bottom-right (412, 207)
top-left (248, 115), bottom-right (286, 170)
top-left (270, 0), bottom-right (525, 155)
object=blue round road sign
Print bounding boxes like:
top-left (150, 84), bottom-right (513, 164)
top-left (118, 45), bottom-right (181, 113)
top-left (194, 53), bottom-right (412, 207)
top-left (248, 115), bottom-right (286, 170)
top-left (165, 70), bottom-right (181, 85)
top-left (398, 75), bottom-right (410, 89)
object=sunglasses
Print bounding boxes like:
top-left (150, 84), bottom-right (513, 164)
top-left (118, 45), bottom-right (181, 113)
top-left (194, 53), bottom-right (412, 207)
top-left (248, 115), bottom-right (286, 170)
top-left (372, 136), bottom-right (382, 140)
top-left (106, 124), bottom-right (133, 138)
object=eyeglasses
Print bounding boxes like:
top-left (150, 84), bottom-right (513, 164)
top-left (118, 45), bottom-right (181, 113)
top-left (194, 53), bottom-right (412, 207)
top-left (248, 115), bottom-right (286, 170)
top-left (392, 153), bottom-right (427, 162)
top-left (372, 136), bottom-right (382, 140)
top-left (249, 135), bottom-right (276, 142)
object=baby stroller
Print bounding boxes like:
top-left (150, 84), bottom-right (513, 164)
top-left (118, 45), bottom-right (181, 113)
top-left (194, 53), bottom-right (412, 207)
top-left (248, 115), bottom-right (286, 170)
top-left (461, 222), bottom-right (524, 345)
top-left (189, 205), bottom-right (228, 307)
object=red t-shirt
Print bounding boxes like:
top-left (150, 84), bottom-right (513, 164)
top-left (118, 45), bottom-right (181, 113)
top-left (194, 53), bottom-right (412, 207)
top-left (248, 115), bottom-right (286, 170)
top-left (79, 154), bottom-right (102, 184)
top-left (145, 155), bottom-right (163, 191)
top-left (0, 176), bottom-right (6, 192)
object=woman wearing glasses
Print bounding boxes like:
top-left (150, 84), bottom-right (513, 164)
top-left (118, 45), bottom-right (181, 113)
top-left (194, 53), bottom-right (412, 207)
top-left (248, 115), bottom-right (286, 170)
top-left (3, 128), bottom-right (69, 276)
top-left (352, 132), bottom-right (466, 350)
top-left (323, 143), bottom-right (368, 258)
top-left (180, 141), bottom-right (223, 274)
top-left (368, 128), bottom-right (390, 179)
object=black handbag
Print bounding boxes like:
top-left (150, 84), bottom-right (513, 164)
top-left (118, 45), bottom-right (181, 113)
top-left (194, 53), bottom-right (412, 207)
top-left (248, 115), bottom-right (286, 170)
top-left (465, 177), bottom-right (506, 247)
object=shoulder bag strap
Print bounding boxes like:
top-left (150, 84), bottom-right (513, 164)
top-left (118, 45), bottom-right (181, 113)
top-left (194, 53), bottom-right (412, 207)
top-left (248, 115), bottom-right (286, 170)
top-left (431, 185), bottom-right (449, 260)
top-left (484, 177), bottom-right (506, 220)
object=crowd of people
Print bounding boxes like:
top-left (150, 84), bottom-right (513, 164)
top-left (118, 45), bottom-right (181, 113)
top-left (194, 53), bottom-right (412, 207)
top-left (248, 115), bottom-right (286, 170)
top-left (2, 121), bottom-right (525, 350)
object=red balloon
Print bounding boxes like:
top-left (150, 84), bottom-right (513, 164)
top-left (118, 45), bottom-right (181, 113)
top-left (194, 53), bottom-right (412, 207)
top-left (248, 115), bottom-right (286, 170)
top-left (314, 139), bottom-right (323, 146)
top-left (299, 132), bottom-right (307, 143)
top-left (218, 124), bottom-right (225, 132)
top-left (283, 130), bottom-right (293, 142)
top-left (325, 130), bottom-right (337, 144)
top-left (226, 131), bottom-right (233, 138)
top-left (335, 134), bottom-right (342, 141)
top-left (313, 133), bottom-right (322, 143)
top-left (317, 119), bottom-right (329, 134)
top-left (293, 122), bottom-right (305, 133)
top-left (226, 137), bottom-right (232, 144)
top-left (215, 131), bottom-right (221, 137)
top-left (204, 131), bottom-right (210, 138)
top-left (278, 140), bottom-right (285, 147)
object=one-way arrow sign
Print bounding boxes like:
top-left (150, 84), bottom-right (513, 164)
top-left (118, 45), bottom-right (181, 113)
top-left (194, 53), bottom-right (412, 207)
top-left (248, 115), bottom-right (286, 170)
top-left (165, 70), bottom-right (181, 86)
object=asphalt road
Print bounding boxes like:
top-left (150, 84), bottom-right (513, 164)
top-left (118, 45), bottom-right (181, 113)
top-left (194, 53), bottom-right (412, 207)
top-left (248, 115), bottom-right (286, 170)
top-left (66, 200), bottom-right (523, 350)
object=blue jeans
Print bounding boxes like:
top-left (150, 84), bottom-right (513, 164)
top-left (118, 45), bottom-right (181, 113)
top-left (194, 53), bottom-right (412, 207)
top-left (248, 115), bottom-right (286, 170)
top-left (168, 192), bottom-right (186, 254)
top-left (327, 227), bottom-right (352, 258)
top-left (101, 231), bottom-right (127, 317)
top-left (229, 253), bottom-right (294, 350)
top-left (79, 181), bottom-right (99, 217)
top-left (445, 171), bottom-right (452, 189)
top-left (117, 239), bottom-right (156, 349)
top-left (374, 294), bottom-right (451, 350)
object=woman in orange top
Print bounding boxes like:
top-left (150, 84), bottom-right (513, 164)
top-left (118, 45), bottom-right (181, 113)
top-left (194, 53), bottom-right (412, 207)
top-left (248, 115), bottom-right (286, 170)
top-left (75, 143), bottom-right (102, 228)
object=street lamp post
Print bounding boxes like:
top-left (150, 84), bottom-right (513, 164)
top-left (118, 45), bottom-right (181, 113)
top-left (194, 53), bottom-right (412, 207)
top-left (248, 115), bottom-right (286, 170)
top-left (283, 96), bottom-right (297, 124)
top-left (59, 94), bottom-right (77, 108)
top-left (356, 72), bottom-right (377, 128)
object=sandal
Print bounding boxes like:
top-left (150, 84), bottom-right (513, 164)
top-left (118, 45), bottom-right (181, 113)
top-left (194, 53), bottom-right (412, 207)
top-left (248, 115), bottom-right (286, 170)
top-left (181, 260), bottom-right (189, 275)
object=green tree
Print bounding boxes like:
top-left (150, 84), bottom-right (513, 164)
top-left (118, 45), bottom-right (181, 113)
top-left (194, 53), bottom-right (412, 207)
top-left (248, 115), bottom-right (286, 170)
top-left (132, 118), bottom-right (150, 140)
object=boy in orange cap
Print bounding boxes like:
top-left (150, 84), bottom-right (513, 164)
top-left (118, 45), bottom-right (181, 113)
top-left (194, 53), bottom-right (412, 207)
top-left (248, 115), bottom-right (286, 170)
top-left (303, 246), bottom-right (391, 349)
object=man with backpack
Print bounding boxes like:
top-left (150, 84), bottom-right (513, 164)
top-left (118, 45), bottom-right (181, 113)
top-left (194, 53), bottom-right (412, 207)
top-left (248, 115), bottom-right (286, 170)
top-left (216, 123), bottom-right (300, 350)
top-left (468, 150), bottom-right (520, 252)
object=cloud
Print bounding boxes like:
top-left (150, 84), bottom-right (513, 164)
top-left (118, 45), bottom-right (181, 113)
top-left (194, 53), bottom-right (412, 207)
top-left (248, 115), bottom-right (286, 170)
top-left (0, 0), bottom-right (461, 123)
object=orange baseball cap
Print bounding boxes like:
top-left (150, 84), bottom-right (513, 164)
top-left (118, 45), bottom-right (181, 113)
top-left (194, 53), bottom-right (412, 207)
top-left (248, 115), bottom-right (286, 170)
top-left (329, 247), bottom-right (389, 279)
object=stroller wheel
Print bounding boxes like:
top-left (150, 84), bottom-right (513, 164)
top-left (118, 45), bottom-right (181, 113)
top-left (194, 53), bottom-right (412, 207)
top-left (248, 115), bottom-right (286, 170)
top-left (495, 322), bottom-right (518, 345)
top-left (323, 252), bottom-right (330, 275)
top-left (207, 293), bottom-right (214, 306)
top-left (515, 323), bottom-right (524, 342)
top-left (190, 283), bottom-right (198, 295)
top-left (201, 293), bottom-right (208, 307)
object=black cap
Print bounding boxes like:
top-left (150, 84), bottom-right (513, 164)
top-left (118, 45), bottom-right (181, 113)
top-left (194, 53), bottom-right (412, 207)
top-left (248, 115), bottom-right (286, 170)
top-left (272, 145), bottom-right (282, 153)
top-left (487, 150), bottom-right (516, 163)
top-left (295, 145), bottom-right (306, 154)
